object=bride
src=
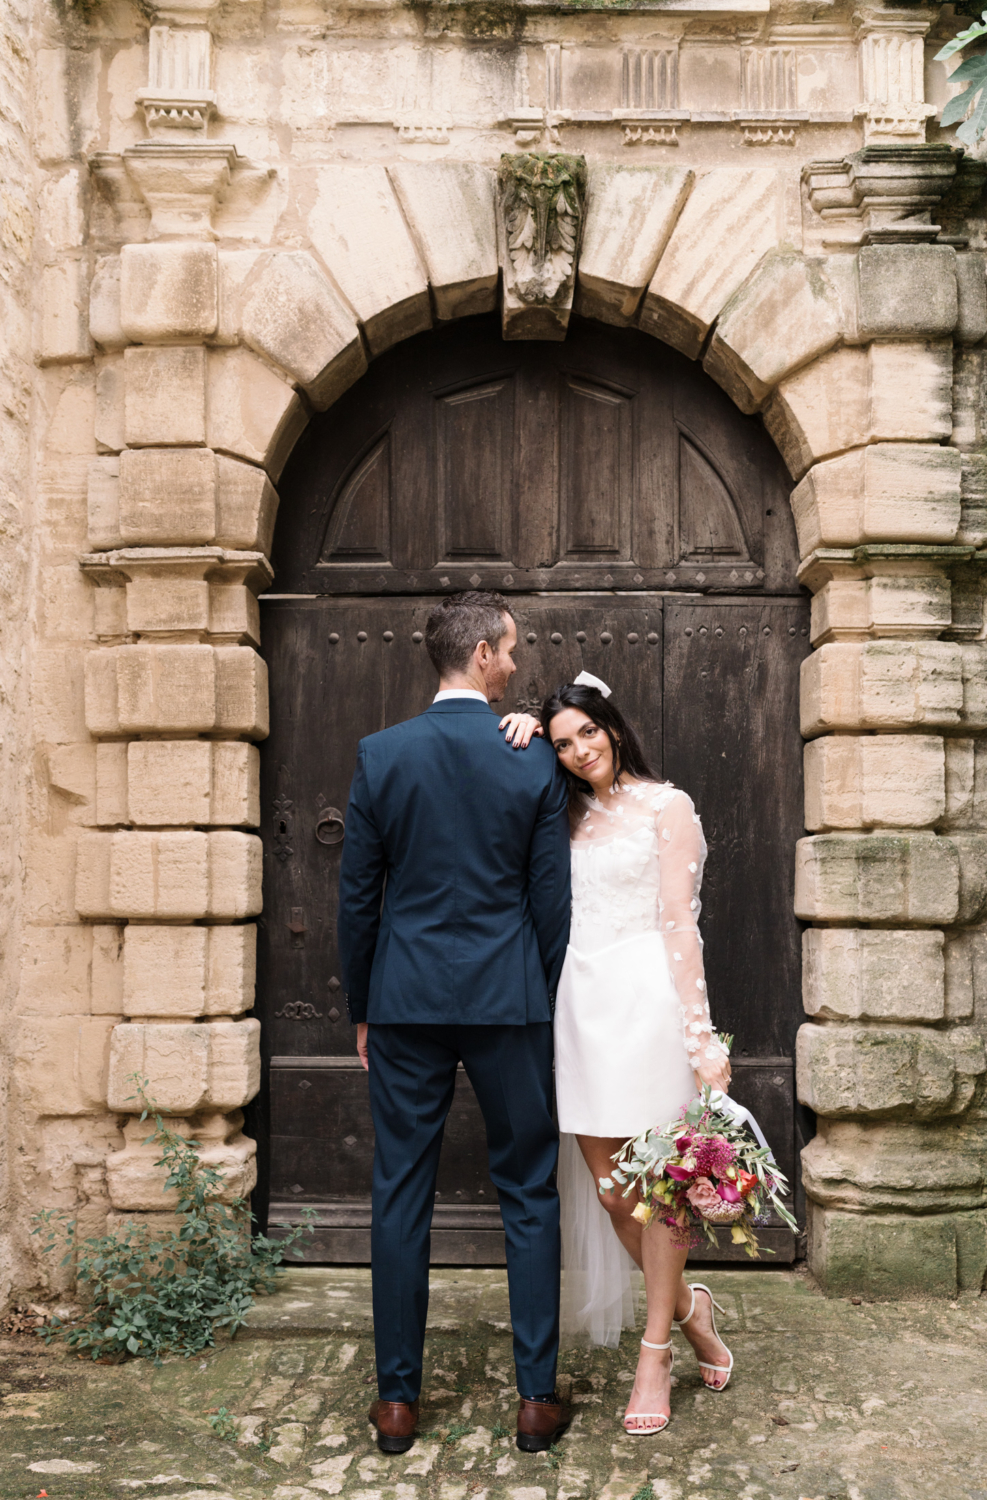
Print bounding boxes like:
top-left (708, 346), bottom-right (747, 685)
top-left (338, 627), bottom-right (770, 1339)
top-left (501, 672), bottom-right (733, 1435)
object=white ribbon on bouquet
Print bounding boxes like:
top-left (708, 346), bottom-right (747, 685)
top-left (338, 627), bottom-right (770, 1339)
top-left (706, 1091), bottom-right (777, 1169)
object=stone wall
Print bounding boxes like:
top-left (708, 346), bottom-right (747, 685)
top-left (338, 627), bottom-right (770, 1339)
top-left (4, 0), bottom-right (987, 1300)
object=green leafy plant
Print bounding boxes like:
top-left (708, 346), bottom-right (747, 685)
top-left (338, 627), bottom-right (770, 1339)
top-left (32, 1078), bottom-right (314, 1364)
top-left (490, 1421), bottom-right (512, 1440)
top-left (936, 14), bottom-right (987, 146)
top-left (207, 1407), bottom-right (238, 1441)
top-left (630, 1485), bottom-right (655, 1500)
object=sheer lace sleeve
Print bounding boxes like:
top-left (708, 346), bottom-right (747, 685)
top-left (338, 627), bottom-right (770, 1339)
top-left (653, 789), bottom-right (725, 1069)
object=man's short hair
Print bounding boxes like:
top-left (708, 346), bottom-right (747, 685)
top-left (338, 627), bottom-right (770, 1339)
top-left (425, 591), bottom-right (512, 678)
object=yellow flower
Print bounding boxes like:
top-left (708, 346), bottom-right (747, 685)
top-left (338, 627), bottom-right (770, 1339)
top-left (631, 1202), bottom-right (653, 1226)
top-left (730, 1223), bottom-right (748, 1244)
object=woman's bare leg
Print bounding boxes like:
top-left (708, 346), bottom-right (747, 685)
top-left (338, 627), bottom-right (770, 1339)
top-left (575, 1136), bottom-right (732, 1411)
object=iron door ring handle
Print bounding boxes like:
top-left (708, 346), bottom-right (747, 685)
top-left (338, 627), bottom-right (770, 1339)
top-left (315, 808), bottom-right (345, 845)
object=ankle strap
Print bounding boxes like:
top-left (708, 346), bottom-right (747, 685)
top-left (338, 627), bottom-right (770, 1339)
top-left (640, 1338), bottom-right (672, 1350)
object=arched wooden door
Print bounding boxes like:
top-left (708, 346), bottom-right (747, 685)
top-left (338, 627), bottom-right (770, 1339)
top-left (254, 315), bottom-right (812, 1263)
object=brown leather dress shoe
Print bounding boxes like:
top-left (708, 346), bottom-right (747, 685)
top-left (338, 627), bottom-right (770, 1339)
top-left (368, 1397), bottom-right (420, 1454)
top-left (516, 1393), bottom-right (572, 1453)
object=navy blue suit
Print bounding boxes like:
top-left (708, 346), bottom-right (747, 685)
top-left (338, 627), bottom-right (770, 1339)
top-left (338, 696), bottom-right (571, 1402)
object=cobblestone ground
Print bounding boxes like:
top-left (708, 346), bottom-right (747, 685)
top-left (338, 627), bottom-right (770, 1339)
top-left (2, 1267), bottom-right (986, 1500)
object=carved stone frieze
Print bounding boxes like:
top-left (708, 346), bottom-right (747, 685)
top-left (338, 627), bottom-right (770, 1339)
top-left (497, 152), bottom-right (586, 340)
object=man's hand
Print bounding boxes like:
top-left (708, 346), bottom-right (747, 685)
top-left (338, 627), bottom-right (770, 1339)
top-left (498, 712), bottom-right (544, 749)
top-left (357, 1022), bottom-right (369, 1072)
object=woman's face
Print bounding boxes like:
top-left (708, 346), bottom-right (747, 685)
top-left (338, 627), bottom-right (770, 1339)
top-left (548, 707), bottom-right (615, 791)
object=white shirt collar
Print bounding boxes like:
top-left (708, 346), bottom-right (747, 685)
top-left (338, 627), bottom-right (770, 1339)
top-left (433, 688), bottom-right (490, 704)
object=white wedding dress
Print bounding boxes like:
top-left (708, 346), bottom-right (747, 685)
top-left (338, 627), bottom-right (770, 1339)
top-left (554, 781), bottom-right (721, 1347)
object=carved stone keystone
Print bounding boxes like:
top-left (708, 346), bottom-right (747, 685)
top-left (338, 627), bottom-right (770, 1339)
top-left (497, 152), bottom-right (586, 340)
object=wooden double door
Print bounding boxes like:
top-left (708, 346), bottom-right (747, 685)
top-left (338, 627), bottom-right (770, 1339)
top-left (253, 316), bottom-right (811, 1263)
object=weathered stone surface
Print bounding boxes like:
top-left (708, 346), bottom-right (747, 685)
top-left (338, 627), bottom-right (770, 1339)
top-left (800, 641), bottom-right (962, 736)
top-left (205, 347), bottom-right (305, 483)
top-left (84, 645), bottom-right (268, 738)
top-left (121, 740), bottom-right (259, 827)
top-left (768, 348), bottom-right (955, 482)
top-left (19, 924), bottom-right (95, 1015)
top-left (796, 1021), bottom-right (985, 1118)
top-left (216, 454), bottom-right (280, 554)
top-left (786, 441), bottom-right (960, 555)
top-left (955, 251), bottom-right (987, 344)
top-left (803, 1118), bottom-right (987, 1214)
top-left (794, 832), bottom-right (959, 923)
top-left (808, 568), bottom-right (952, 646)
top-left (308, 164), bottom-right (430, 356)
top-left (123, 924), bottom-right (256, 1017)
top-left (95, 353), bottom-right (125, 453)
top-left (40, 260), bottom-right (91, 363)
top-left (802, 928), bottom-right (945, 1023)
top-left (704, 252), bottom-right (847, 413)
top-left (119, 242), bottom-right (218, 344)
top-left (106, 1018), bottom-right (261, 1114)
top-left (944, 737), bottom-right (987, 829)
top-left (951, 831), bottom-right (987, 925)
top-left (240, 251), bottom-right (366, 410)
top-left (75, 829), bottom-right (263, 920)
top-left (124, 345), bottom-right (206, 448)
top-left (641, 167), bottom-right (781, 359)
top-left (576, 164), bottom-right (693, 325)
top-left (807, 1204), bottom-right (986, 1297)
top-left (389, 162), bottom-right (498, 321)
top-left (106, 1111), bottom-right (257, 1210)
top-left (803, 734), bottom-right (945, 830)
top-left (118, 447), bottom-right (217, 545)
top-left (89, 255), bottom-right (125, 351)
top-left (87, 456), bottom-right (121, 550)
top-left (856, 243), bottom-right (957, 340)
top-left (14, 1015), bottom-right (117, 1115)
top-left (498, 151), bottom-right (586, 340)
top-left (958, 452), bottom-right (987, 546)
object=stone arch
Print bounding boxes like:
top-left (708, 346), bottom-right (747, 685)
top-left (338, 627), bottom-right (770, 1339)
top-left (73, 157), bottom-right (985, 1301)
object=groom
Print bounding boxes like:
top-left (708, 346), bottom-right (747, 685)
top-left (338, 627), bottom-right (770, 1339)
top-left (338, 591), bottom-right (572, 1456)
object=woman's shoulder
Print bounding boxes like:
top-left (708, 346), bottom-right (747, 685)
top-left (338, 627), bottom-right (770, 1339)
top-left (626, 779), bottom-right (689, 812)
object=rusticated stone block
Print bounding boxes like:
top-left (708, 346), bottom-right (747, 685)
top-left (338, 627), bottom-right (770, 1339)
top-left (944, 738), bottom-right (987, 829)
top-left (803, 734), bottom-right (945, 830)
top-left (576, 164), bottom-right (693, 325)
top-left (800, 642), bottom-right (964, 736)
top-left (955, 251), bottom-right (987, 345)
top-left (240, 251), bottom-right (366, 411)
top-left (308, 164), bottom-right (431, 356)
top-left (794, 832), bottom-right (958, 924)
top-left (388, 162), bottom-right (498, 320)
top-left (704, 251), bottom-right (848, 413)
top-left (124, 346), bottom-right (206, 448)
top-left (808, 570), bottom-right (952, 646)
top-left (205, 348), bottom-right (305, 484)
top-left (641, 167), bottom-right (781, 359)
top-left (14, 1015), bottom-right (117, 1116)
top-left (796, 1021), bottom-right (985, 1118)
top-left (958, 453), bottom-right (987, 546)
top-left (766, 345), bottom-right (954, 482)
top-left (118, 740), bottom-right (259, 828)
top-left (75, 829), bottom-right (262, 920)
top-left (951, 831), bottom-right (987, 925)
top-left (119, 242), bottom-right (218, 344)
top-left (84, 644), bottom-right (268, 738)
top-left (106, 1018), bottom-right (261, 1114)
top-left (856, 243), bottom-right (958, 340)
top-left (802, 1118), bottom-right (987, 1214)
top-left (802, 928), bottom-right (945, 1023)
top-left (119, 448), bottom-right (216, 545)
top-left (123, 924), bottom-right (255, 1017)
top-left (807, 1204), bottom-right (987, 1297)
top-left (109, 448), bottom-right (278, 553)
top-left (792, 445), bottom-right (961, 554)
top-left (106, 1111), bottom-right (257, 1211)
top-left (40, 260), bottom-right (92, 363)
top-left (90, 256), bottom-right (125, 351)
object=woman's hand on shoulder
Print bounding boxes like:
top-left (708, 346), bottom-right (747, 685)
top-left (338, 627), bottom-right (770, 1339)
top-left (498, 712), bottom-right (544, 749)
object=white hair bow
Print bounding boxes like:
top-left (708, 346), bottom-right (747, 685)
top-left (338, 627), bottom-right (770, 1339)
top-left (573, 670), bottom-right (612, 699)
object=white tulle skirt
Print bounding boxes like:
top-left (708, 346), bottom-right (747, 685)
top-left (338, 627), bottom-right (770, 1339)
top-left (559, 1131), bottom-right (642, 1348)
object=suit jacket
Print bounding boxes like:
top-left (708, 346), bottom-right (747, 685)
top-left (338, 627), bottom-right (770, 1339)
top-left (338, 697), bottom-right (572, 1026)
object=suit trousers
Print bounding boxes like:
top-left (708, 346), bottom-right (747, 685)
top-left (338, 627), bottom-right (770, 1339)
top-left (367, 1021), bottom-right (560, 1404)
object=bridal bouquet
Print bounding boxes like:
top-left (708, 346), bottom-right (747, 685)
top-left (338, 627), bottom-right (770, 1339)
top-left (599, 1076), bottom-right (797, 1259)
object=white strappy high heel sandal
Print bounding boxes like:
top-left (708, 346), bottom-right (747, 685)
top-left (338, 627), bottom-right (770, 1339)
top-left (672, 1282), bottom-right (734, 1390)
top-left (622, 1337), bottom-right (673, 1435)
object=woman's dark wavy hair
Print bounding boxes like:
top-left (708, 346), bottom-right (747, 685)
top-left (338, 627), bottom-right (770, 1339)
top-left (540, 682), bottom-right (658, 805)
